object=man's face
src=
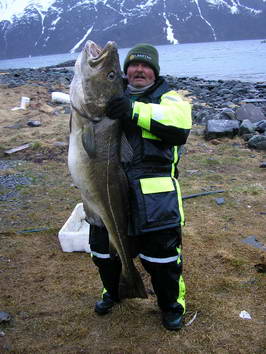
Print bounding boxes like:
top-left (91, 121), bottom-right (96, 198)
top-left (127, 61), bottom-right (156, 88)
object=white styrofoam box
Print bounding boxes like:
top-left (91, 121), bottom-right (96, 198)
top-left (21, 96), bottom-right (30, 109)
top-left (58, 203), bottom-right (91, 253)
top-left (51, 92), bottom-right (70, 104)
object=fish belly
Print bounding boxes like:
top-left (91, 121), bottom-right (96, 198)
top-left (68, 117), bottom-right (147, 299)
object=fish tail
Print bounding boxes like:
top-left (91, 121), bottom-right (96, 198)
top-left (119, 268), bottom-right (147, 299)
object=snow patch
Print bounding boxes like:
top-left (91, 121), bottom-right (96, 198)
top-left (163, 12), bottom-right (178, 44)
top-left (0, 0), bottom-right (56, 23)
top-left (230, 5), bottom-right (239, 14)
top-left (51, 17), bottom-right (61, 26)
top-left (70, 26), bottom-right (93, 53)
top-left (137, 0), bottom-right (158, 9)
top-left (194, 0), bottom-right (217, 40)
top-left (206, 0), bottom-right (262, 15)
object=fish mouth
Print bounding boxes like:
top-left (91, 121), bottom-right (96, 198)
top-left (85, 40), bottom-right (118, 68)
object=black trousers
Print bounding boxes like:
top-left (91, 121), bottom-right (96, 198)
top-left (89, 225), bottom-right (185, 314)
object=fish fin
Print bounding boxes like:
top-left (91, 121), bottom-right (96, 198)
top-left (109, 243), bottom-right (117, 258)
top-left (120, 132), bottom-right (134, 163)
top-left (119, 268), bottom-right (147, 299)
top-left (82, 125), bottom-right (96, 158)
top-left (69, 111), bottom-right (72, 133)
top-left (83, 203), bottom-right (104, 227)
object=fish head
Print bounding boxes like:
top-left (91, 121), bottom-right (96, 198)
top-left (74, 40), bottom-right (123, 119)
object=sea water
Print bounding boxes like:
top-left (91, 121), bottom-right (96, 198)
top-left (0, 39), bottom-right (265, 82)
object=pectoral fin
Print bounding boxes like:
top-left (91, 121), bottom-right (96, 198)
top-left (82, 125), bottom-right (96, 158)
top-left (109, 243), bottom-right (118, 258)
top-left (120, 132), bottom-right (133, 163)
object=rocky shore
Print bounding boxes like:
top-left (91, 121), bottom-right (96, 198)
top-left (1, 65), bottom-right (266, 150)
top-left (166, 75), bottom-right (266, 150)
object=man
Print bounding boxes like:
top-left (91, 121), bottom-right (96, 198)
top-left (89, 43), bottom-right (192, 330)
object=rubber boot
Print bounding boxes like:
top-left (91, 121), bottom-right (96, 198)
top-left (95, 291), bottom-right (119, 315)
top-left (92, 255), bottom-right (122, 315)
top-left (162, 311), bottom-right (183, 330)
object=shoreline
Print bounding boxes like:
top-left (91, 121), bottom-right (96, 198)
top-left (0, 67), bottom-right (265, 129)
top-left (1, 65), bottom-right (265, 84)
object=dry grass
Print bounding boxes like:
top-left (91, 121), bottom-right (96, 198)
top-left (0, 85), bottom-right (266, 353)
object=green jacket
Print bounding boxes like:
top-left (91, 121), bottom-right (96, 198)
top-left (123, 77), bottom-right (192, 235)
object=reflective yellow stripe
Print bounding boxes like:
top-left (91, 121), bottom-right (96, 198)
top-left (133, 90), bottom-right (192, 135)
top-left (175, 246), bottom-right (185, 312)
top-left (139, 253), bottom-right (179, 263)
top-left (141, 128), bottom-right (161, 140)
top-left (133, 101), bottom-right (151, 131)
top-left (176, 247), bottom-right (181, 264)
top-left (160, 91), bottom-right (192, 129)
top-left (177, 275), bottom-right (186, 313)
top-left (171, 146), bottom-right (178, 177)
top-left (140, 177), bottom-right (175, 194)
top-left (173, 178), bottom-right (185, 226)
top-left (91, 251), bottom-right (111, 259)
top-left (162, 94), bottom-right (183, 103)
top-left (151, 104), bottom-right (164, 121)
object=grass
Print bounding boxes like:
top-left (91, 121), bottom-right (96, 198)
top-left (0, 85), bottom-right (266, 353)
top-left (30, 141), bottom-right (42, 150)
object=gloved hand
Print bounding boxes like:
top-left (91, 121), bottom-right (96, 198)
top-left (106, 95), bottom-right (133, 120)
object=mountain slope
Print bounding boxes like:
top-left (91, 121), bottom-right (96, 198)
top-left (0, 0), bottom-right (266, 59)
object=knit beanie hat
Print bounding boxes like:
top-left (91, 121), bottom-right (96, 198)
top-left (123, 43), bottom-right (160, 77)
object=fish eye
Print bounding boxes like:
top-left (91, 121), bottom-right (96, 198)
top-left (107, 71), bottom-right (115, 80)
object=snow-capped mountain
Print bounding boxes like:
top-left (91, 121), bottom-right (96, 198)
top-left (0, 0), bottom-right (266, 59)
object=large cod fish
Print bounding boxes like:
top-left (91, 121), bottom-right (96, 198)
top-left (68, 40), bottom-right (147, 299)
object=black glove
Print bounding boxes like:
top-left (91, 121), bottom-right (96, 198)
top-left (106, 96), bottom-right (133, 120)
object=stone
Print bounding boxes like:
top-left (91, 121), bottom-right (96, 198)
top-left (193, 110), bottom-right (209, 123)
top-left (63, 105), bottom-right (71, 114)
top-left (233, 86), bottom-right (249, 94)
top-left (0, 311), bottom-right (11, 323)
top-left (204, 119), bottom-right (239, 140)
top-left (190, 128), bottom-right (204, 136)
top-left (241, 236), bottom-right (266, 251)
top-left (240, 98), bottom-right (266, 103)
top-left (4, 123), bottom-right (24, 129)
top-left (248, 135), bottom-right (266, 150)
top-left (53, 141), bottom-right (68, 147)
top-left (254, 120), bottom-right (266, 133)
top-left (254, 264), bottom-right (266, 273)
top-left (39, 103), bottom-right (54, 114)
top-left (221, 102), bottom-right (236, 109)
top-left (221, 108), bottom-right (236, 119)
top-left (242, 133), bottom-right (256, 141)
top-left (239, 119), bottom-right (255, 136)
top-left (27, 120), bottom-right (42, 127)
top-left (186, 169), bottom-right (200, 175)
top-left (215, 197), bottom-right (225, 205)
top-left (218, 88), bottom-right (232, 95)
top-left (236, 103), bottom-right (265, 123)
